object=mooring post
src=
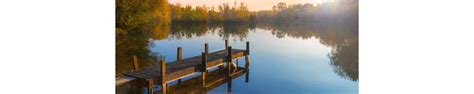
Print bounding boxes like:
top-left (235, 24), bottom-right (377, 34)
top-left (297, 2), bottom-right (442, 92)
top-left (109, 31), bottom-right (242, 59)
top-left (227, 46), bottom-right (233, 92)
top-left (245, 41), bottom-right (250, 55)
top-left (160, 60), bottom-right (167, 94)
top-left (244, 41), bottom-right (250, 83)
top-left (225, 40), bottom-right (228, 50)
top-left (132, 55), bottom-right (139, 71)
top-left (205, 43), bottom-right (209, 54)
top-left (177, 47), bottom-right (182, 84)
top-left (177, 47), bottom-right (182, 60)
top-left (227, 46), bottom-right (233, 68)
top-left (147, 79), bottom-right (154, 94)
top-left (201, 52), bottom-right (207, 87)
top-left (220, 40), bottom-right (229, 72)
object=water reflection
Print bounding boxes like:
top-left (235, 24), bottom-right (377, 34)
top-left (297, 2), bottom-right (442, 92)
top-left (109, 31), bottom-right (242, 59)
top-left (257, 22), bottom-right (358, 81)
top-left (165, 67), bottom-right (249, 94)
top-left (116, 21), bottom-right (358, 93)
top-left (167, 23), bottom-right (256, 41)
top-left (116, 26), bottom-right (164, 77)
top-left (163, 22), bottom-right (359, 81)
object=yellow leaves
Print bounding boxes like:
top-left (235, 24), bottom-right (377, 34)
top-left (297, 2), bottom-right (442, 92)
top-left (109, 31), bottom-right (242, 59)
top-left (151, 23), bottom-right (170, 40)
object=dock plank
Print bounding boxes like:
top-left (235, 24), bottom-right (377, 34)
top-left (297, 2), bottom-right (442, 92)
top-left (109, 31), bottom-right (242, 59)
top-left (122, 49), bottom-right (246, 82)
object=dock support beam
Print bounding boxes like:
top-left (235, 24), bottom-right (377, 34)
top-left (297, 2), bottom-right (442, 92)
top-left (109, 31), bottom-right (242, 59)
top-left (220, 40), bottom-right (228, 72)
top-left (245, 41), bottom-right (250, 55)
top-left (225, 40), bottom-right (228, 50)
top-left (201, 52), bottom-right (208, 87)
top-left (160, 60), bottom-right (167, 94)
top-left (244, 41), bottom-right (250, 83)
top-left (205, 43), bottom-right (209, 54)
top-left (227, 46), bottom-right (233, 92)
top-left (204, 43), bottom-right (209, 73)
top-left (132, 55), bottom-right (139, 71)
top-left (177, 47), bottom-right (182, 60)
top-left (177, 47), bottom-right (182, 84)
top-left (147, 79), bottom-right (154, 94)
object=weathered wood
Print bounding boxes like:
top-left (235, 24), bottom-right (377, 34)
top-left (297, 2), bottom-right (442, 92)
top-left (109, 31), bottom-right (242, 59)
top-left (245, 41), bottom-right (250, 55)
top-left (177, 47), bottom-right (182, 84)
top-left (225, 40), bottom-right (228, 50)
top-left (160, 60), bottom-right (167, 94)
top-left (121, 49), bottom-right (248, 93)
top-left (123, 49), bottom-right (245, 80)
top-left (177, 47), bottom-right (182, 61)
top-left (137, 79), bottom-right (145, 94)
top-left (132, 55), bottom-right (139, 71)
top-left (205, 43), bottom-right (209, 54)
top-left (116, 76), bottom-right (136, 86)
top-left (148, 79), bottom-right (154, 94)
top-left (227, 46), bottom-right (232, 92)
top-left (117, 41), bottom-right (253, 94)
top-left (201, 52), bottom-right (207, 87)
top-left (227, 47), bottom-right (232, 62)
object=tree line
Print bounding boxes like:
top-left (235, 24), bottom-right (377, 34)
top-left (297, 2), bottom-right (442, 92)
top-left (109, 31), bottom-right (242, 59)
top-left (170, 2), bottom-right (256, 23)
top-left (116, 0), bottom-right (358, 33)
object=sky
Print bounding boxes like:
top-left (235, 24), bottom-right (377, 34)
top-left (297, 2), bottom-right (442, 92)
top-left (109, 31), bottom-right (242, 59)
top-left (168, 0), bottom-right (335, 11)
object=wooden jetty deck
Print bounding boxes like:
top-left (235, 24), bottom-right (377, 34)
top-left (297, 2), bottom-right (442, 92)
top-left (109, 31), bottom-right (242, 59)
top-left (116, 40), bottom-right (251, 94)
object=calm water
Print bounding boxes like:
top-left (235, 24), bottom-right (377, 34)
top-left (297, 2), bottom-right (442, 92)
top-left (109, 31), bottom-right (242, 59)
top-left (116, 22), bottom-right (358, 94)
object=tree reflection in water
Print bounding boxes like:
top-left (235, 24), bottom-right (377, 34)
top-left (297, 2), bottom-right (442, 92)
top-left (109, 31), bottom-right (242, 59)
top-left (167, 22), bottom-right (360, 81)
top-left (116, 22), bottom-right (358, 93)
top-left (257, 21), bottom-right (358, 81)
top-left (116, 21), bottom-right (358, 80)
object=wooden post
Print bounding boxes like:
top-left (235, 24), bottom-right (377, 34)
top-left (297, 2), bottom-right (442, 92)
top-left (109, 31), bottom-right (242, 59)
top-left (227, 46), bottom-right (232, 92)
top-left (131, 79), bottom-right (144, 94)
top-left (177, 47), bottom-right (182, 84)
top-left (147, 79), bottom-right (154, 94)
top-left (227, 46), bottom-right (232, 62)
top-left (201, 52), bottom-right (207, 87)
top-left (132, 55), bottom-right (139, 71)
top-left (160, 60), bottom-right (167, 94)
top-left (204, 43), bottom-right (209, 54)
top-left (245, 41), bottom-right (250, 55)
top-left (245, 56), bottom-right (250, 83)
top-left (220, 40), bottom-right (229, 72)
top-left (225, 40), bottom-right (228, 50)
top-left (137, 79), bottom-right (145, 94)
top-left (177, 47), bottom-right (182, 60)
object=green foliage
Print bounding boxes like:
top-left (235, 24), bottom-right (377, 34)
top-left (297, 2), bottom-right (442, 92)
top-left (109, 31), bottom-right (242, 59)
top-left (170, 3), bottom-right (256, 23)
top-left (116, 0), bottom-right (170, 76)
top-left (116, 0), bottom-right (170, 33)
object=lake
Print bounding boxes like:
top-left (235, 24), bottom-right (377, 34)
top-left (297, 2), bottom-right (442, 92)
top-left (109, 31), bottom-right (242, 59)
top-left (116, 22), bottom-right (358, 94)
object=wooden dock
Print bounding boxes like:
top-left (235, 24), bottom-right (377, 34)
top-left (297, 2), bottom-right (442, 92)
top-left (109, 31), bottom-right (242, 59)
top-left (116, 40), bottom-right (251, 94)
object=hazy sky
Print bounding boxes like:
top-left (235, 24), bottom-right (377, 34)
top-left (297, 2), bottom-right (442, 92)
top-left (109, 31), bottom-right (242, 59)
top-left (168, 0), bottom-right (335, 11)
